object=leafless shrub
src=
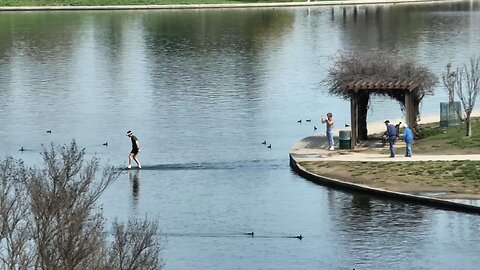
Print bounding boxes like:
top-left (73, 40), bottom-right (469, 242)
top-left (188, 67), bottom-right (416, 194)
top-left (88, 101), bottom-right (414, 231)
top-left (0, 141), bottom-right (164, 270)
top-left (0, 158), bottom-right (33, 270)
top-left (108, 219), bottom-right (164, 270)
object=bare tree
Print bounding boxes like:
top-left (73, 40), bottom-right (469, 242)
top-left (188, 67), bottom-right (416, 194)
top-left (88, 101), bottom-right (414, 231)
top-left (0, 141), bottom-right (164, 270)
top-left (442, 63), bottom-right (457, 103)
top-left (441, 63), bottom-right (463, 126)
top-left (455, 56), bottom-right (480, 137)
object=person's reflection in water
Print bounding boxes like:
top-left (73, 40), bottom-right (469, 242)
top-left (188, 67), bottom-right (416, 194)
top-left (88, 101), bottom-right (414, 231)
top-left (129, 169), bottom-right (140, 211)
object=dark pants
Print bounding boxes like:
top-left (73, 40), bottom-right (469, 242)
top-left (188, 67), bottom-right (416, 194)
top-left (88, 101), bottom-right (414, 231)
top-left (389, 137), bottom-right (396, 157)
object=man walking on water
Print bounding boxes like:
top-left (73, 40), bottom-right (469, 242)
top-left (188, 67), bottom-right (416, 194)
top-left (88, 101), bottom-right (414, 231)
top-left (127, 130), bottom-right (141, 169)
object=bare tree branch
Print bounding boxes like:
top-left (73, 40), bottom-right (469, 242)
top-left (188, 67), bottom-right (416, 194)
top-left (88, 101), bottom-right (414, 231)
top-left (108, 219), bottom-right (164, 270)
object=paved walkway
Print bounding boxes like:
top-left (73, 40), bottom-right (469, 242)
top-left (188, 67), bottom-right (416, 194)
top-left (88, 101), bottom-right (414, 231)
top-left (0, 0), bottom-right (451, 11)
top-left (290, 135), bottom-right (480, 162)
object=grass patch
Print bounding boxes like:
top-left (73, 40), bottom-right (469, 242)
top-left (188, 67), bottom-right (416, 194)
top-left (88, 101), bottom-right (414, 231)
top-left (414, 118), bottom-right (480, 154)
top-left (299, 160), bottom-right (480, 196)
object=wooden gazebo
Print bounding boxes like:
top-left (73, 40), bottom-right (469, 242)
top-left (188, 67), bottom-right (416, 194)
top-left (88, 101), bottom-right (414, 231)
top-left (323, 51), bottom-right (438, 148)
top-left (345, 80), bottom-right (419, 149)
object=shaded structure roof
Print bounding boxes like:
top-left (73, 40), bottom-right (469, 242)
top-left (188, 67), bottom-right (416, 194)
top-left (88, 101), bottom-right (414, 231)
top-left (343, 80), bottom-right (419, 92)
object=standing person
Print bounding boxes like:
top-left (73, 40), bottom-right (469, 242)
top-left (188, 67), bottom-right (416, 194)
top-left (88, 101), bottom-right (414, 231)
top-left (384, 120), bottom-right (397, 158)
top-left (127, 130), bottom-right (141, 169)
top-left (403, 123), bottom-right (414, 157)
top-left (321, 112), bottom-right (335, 151)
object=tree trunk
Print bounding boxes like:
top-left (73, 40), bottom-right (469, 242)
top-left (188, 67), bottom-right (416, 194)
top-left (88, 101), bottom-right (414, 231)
top-left (412, 96), bottom-right (422, 138)
top-left (466, 114), bottom-right (472, 137)
top-left (357, 93), bottom-right (370, 140)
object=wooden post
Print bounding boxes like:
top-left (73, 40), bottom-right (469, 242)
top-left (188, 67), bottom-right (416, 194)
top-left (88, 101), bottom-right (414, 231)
top-left (350, 92), bottom-right (357, 149)
top-left (405, 91), bottom-right (414, 128)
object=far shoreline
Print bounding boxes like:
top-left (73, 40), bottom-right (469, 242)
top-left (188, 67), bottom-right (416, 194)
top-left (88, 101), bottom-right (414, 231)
top-left (0, 0), bottom-right (458, 11)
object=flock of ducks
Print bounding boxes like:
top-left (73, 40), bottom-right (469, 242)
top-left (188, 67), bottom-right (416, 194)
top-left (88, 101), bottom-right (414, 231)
top-left (262, 118), bottom-right (322, 149)
top-left (21, 118), bottom-right (349, 152)
top-left (297, 119), bottom-right (311, 123)
top-left (19, 130), bottom-right (109, 152)
top-left (261, 140), bottom-right (272, 149)
top-left (298, 118), bottom-right (319, 131)
top-left (297, 118), bottom-right (350, 132)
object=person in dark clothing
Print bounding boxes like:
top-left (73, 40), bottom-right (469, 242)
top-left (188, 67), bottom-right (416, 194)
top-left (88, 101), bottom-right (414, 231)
top-left (384, 120), bottom-right (397, 158)
top-left (127, 130), bottom-right (141, 169)
top-left (395, 122), bottom-right (402, 140)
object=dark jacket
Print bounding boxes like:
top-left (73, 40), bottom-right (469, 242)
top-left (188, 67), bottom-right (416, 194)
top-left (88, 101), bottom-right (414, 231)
top-left (386, 124), bottom-right (397, 138)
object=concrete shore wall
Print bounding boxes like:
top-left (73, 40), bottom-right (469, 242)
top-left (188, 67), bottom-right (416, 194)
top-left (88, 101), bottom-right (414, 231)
top-left (289, 154), bottom-right (480, 214)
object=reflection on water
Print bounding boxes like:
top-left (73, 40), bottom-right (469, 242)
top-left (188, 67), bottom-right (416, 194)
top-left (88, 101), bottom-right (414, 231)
top-left (1, 2), bottom-right (480, 269)
top-left (129, 169), bottom-right (140, 209)
top-left (448, 199), bottom-right (480, 207)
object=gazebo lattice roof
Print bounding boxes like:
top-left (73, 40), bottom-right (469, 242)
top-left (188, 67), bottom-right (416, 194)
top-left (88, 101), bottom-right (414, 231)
top-left (343, 80), bottom-right (419, 91)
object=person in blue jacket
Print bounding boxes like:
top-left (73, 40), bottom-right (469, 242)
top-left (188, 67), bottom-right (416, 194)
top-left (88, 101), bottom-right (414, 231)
top-left (384, 120), bottom-right (397, 158)
top-left (402, 123), bottom-right (414, 157)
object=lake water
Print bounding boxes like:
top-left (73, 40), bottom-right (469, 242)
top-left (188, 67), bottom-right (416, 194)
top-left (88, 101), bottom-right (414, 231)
top-left (1, 1), bottom-right (480, 269)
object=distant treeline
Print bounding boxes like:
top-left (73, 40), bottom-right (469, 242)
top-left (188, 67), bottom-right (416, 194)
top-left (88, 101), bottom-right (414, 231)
top-left (0, 0), bottom-right (299, 6)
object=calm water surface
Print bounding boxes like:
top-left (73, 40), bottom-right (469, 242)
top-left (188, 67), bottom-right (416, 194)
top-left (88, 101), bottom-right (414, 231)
top-left (1, 2), bottom-right (480, 269)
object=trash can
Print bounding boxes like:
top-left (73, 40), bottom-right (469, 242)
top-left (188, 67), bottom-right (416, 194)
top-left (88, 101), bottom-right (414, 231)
top-left (339, 130), bottom-right (351, 149)
top-left (440, 102), bottom-right (461, 127)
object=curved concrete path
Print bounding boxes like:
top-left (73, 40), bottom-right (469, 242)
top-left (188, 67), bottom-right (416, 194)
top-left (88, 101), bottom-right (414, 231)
top-left (290, 135), bottom-right (480, 214)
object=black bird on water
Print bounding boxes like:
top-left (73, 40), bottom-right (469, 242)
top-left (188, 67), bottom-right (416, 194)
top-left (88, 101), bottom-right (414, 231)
top-left (286, 235), bottom-right (303, 240)
top-left (306, 119), bottom-right (311, 122)
top-left (244, 232), bottom-right (254, 237)
top-left (262, 140), bottom-right (267, 145)
top-left (297, 119), bottom-right (302, 123)
top-left (345, 123), bottom-right (350, 127)
top-left (19, 147), bottom-right (25, 152)
top-left (267, 144), bottom-right (272, 149)
top-left (46, 130), bottom-right (52, 133)
top-left (103, 142), bottom-right (108, 146)
top-left (314, 126), bottom-right (317, 131)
